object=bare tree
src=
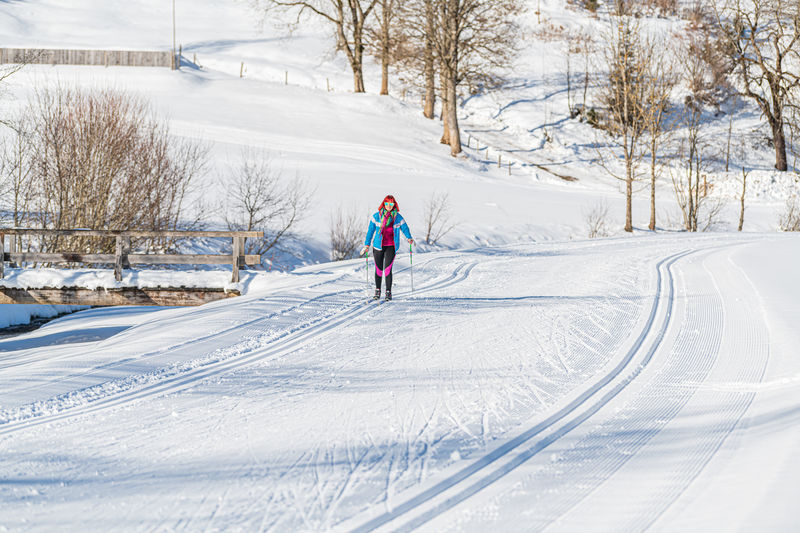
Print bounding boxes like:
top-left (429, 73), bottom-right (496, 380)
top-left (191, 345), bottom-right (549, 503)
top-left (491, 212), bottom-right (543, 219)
top-left (1, 50), bottom-right (43, 128)
top-left (17, 85), bottom-right (207, 257)
top-left (422, 191), bottom-right (455, 245)
top-left (779, 192), bottom-right (800, 230)
top-left (583, 200), bottom-right (611, 238)
top-left (422, 1), bottom-right (437, 118)
top-left (714, 0), bottom-right (800, 171)
top-left (0, 114), bottom-right (36, 236)
top-left (596, 8), bottom-right (653, 232)
top-left (643, 43), bottom-right (677, 231)
top-left (579, 31), bottom-right (595, 115)
top-left (565, 30), bottom-right (595, 119)
top-left (222, 148), bottom-right (314, 259)
top-left (738, 165), bottom-right (750, 231)
top-left (330, 203), bottom-right (362, 260)
top-left (391, 0), bottom-right (436, 117)
top-left (425, 0), bottom-right (523, 156)
top-left (366, 0), bottom-right (402, 95)
top-left (254, 0), bottom-right (378, 92)
top-left (669, 94), bottom-right (721, 232)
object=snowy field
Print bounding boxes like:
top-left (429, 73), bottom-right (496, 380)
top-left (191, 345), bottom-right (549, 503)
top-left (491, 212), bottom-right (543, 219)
top-left (2, 234), bottom-right (800, 532)
top-left (1, 0), bottom-right (800, 531)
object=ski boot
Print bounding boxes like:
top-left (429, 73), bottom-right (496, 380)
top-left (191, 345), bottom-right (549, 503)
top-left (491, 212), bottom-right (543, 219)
top-left (373, 288), bottom-right (381, 301)
top-left (385, 290), bottom-right (392, 301)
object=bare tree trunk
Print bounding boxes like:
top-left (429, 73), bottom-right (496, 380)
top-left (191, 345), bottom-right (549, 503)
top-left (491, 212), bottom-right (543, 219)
top-left (423, 3), bottom-right (436, 118)
top-left (380, 51), bottom-right (389, 94)
top-left (738, 168), bottom-right (748, 231)
top-left (445, 71), bottom-right (461, 156)
top-left (687, 143), bottom-right (695, 232)
top-left (625, 158), bottom-right (633, 232)
top-left (353, 28), bottom-right (366, 92)
top-left (649, 137), bottom-right (656, 231)
top-left (566, 52), bottom-right (573, 115)
top-left (693, 149), bottom-right (701, 231)
top-left (440, 69), bottom-right (450, 145)
top-left (379, 1), bottom-right (390, 95)
top-left (423, 46), bottom-right (436, 117)
top-left (771, 115), bottom-right (788, 171)
top-left (725, 97), bottom-right (735, 172)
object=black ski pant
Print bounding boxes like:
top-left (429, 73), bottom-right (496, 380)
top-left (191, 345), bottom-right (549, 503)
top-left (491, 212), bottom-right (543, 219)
top-left (373, 246), bottom-right (396, 291)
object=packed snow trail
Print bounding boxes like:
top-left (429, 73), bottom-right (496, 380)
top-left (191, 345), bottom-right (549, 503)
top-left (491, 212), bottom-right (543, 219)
top-left (0, 254), bottom-right (474, 429)
top-left (1, 235), bottom-right (798, 532)
top-left (0, 238), bottom-right (660, 531)
top-left (413, 242), bottom-right (778, 532)
top-left (345, 249), bottom-right (691, 532)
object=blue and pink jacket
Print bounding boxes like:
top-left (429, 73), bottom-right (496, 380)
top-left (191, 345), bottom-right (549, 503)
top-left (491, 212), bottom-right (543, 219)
top-left (364, 209), bottom-right (413, 251)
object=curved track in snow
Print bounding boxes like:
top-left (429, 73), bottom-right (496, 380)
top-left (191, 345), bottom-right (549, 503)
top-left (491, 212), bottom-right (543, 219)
top-left (0, 259), bottom-right (478, 436)
top-left (347, 248), bottom-right (692, 532)
top-left (394, 242), bottom-right (772, 533)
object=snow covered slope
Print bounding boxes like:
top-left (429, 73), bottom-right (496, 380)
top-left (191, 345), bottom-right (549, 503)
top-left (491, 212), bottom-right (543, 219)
top-left (0, 0), bottom-right (790, 260)
top-left (1, 234), bottom-right (799, 532)
top-left (1, 1), bottom-right (799, 531)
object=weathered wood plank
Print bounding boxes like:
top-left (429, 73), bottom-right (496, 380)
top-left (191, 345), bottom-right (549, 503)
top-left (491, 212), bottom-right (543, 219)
top-left (3, 253), bottom-right (261, 266)
top-left (0, 287), bottom-right (241, 306)
top-left (0, 228), bottom-right (263, 238)
top-left (0, 48), bottom-right (173, 68)
top-left (5, 253), bottom-right (116, 263)
top-left (128, 254), bottom-right (261, 265)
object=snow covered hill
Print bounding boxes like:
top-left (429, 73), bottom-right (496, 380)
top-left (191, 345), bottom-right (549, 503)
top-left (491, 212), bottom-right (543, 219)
top-left (1, 1), bottom-right (800, 531)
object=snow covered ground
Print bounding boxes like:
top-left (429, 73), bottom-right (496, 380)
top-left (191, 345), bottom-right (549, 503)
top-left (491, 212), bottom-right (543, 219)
top-left (1, 234), bottom-right (799, 532)
top-left (1, 0), bottom-right (799, 531)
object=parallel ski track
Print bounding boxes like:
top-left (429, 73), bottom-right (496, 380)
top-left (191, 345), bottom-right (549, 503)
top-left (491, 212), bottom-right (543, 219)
top-left (0, 253), bottom-right (445, 373)
top-left (500, 244), bottom-right (771, 532)
top-left (0, 259), bottom-right (479, 436)
top-left (350, 249), bottom-right (692, 533)
top-left (551, 245), bottom-right (770, 532)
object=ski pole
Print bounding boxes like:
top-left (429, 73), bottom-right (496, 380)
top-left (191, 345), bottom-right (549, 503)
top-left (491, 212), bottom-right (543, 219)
top-left (410, 242), bottom-right (414, 293)
top-left (365, 247), bottom-right (369, 289)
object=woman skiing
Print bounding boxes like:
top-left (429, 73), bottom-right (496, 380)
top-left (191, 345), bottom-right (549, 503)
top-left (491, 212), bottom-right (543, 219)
top-left (360, 194), bottom-right (414, 301)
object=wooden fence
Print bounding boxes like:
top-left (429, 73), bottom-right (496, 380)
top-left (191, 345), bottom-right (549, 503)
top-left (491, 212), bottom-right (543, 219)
top-left (0, 229), bottom-right (263, 283)
top-left (0, 48), bottom-right (174, 68)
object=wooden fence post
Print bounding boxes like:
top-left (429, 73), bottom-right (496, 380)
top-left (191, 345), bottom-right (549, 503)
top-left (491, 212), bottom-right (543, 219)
top-left (498, 154), bottom-right (502, 168)
top-left (8, 234), bottom-right (16, 268)
top-left (114, 236), bottom-right (124, 281)
top-left (240, 62), bottom-right (244, 78)
top-left (231, 237), bottom-right (241, 283)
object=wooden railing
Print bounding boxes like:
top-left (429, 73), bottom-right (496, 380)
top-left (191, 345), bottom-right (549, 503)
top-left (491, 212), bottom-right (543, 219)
top-left (0, 229), bottom-right (264, 283)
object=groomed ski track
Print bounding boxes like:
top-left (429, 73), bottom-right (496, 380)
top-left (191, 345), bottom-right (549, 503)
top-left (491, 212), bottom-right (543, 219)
top-left (0, 235), bottom-right (790, 532)
top-left (345, 247), bottom-right (692, 532)
top-left (0, 254), bottom-right (476, 434)
top-left (374, 241), bottom-right (772, 532)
